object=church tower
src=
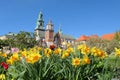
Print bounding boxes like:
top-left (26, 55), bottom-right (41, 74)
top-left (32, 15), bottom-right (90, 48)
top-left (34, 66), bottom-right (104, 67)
top-left (45, 20), bottom-right (54, 42)
top-left (35, 11), bottom-right (45, 40)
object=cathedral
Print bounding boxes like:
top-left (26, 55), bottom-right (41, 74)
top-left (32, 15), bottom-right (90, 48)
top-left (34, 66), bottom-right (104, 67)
top-left (34, 12), bottom-right (75, 47)
top-left (35, 12), bottom-right (54, 46)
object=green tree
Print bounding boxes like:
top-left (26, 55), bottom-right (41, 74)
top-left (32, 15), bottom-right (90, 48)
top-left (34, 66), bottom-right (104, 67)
top-left (0, 31), bottom-right (36, 50)
top-left (0, 39), bottom-right (10, 49)
top-left (14, 31), bottom-right (36, 49)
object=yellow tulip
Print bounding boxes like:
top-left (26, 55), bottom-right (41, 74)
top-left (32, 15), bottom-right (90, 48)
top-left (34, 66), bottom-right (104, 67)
top-left (0, 74), bottom-right (5, 80)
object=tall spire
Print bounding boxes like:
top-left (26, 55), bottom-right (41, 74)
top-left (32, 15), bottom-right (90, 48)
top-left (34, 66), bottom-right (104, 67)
top-left (38, 11), bottom-right (43, 20)
top-left (35, 11), bottom-right (44, 30)
top-left (58, 25), bottom-right (62, 34)
top-left (46, 20), bottom-right (54, 30)
top-left (48, 20), bottom-right (52, 25)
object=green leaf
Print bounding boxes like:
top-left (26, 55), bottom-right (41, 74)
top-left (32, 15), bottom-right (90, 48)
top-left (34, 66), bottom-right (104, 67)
top-left (43, 63), bottom-right (54, 77)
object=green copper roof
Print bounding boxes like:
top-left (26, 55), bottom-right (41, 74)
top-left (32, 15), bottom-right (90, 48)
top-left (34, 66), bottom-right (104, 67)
top-left (35, 11), bottom-right (44, 30)
top-left (38, 11), bottom-right (43, 21)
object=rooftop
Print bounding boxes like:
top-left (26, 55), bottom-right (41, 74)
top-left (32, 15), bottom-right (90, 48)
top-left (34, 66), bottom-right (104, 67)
top-left (77, 33), bottom-right (118, 41)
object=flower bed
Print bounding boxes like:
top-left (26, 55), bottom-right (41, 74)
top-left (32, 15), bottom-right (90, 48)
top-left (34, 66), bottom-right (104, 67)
top-left (0, 44), bottom-right (120, 80)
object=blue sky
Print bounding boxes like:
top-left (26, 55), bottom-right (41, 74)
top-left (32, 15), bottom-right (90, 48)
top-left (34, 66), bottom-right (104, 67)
top-left (0, 0), bottom-right (120, 38)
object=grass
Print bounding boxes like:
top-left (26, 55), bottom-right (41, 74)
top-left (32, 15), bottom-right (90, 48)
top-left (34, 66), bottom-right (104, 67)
top-left (105, 55), bottom-right (120, 79)
top-left (106, 55), bottom-right (120, 67)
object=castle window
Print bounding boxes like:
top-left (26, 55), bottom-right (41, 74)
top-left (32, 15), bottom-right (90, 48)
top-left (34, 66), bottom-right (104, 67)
top-left (40, 23), bottom-right (42, 26)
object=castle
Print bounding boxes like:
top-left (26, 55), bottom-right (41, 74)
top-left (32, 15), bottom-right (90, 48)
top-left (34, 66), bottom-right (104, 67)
top-left (0, 12), bottom-right (75, 47)
top-left (34, 12), bottom-right (75, 47)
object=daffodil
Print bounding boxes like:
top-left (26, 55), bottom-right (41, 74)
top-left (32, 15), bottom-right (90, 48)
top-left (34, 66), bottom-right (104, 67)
top-left (72, 58), bottom-right (81, 67)
top-left (6, 57), bottom-right (14, 64)
top-left (78, 44), bottom-right (90, 55)
top-left (81, 45), bottom-right (90, 55)
top-left (77, 44), bottom-right (84, 50)
top-left (44, 48), bottom-right (52, 57)
top-left (91, 47), bottom-right (99, 56)
top-left (32, 53), bottom-right (42, 63)
top-left (61, 51), bottom-right (70, 59)
top-left (91, 47), bottom-right (106, 58)
top-left (98, 50), bottom-right (106, 58)
top-left (26, 53), bottom-right (42, 64)
top-left (54, 48), bottom-right (61, 54)
top-left (26, 56), bottom-right (33, 63)
top-left (66, 47), bottom-right (74, 53)
top-left (0, 51), bottom-right (1, 55)
top-left (82, 56), bottom-right (90, 65)
top-left (12, 53), bottom-right (19, 61)
top-left (37, 47), bottom-right (42, 51)
top-left (115, 48), bottom-right (120, 57)
top-left (1, 53), bottom-right (7, 58)
top-left (67, 43), bottom-right (71, 47)
top-left (20, 51), bottom-right (27, 57)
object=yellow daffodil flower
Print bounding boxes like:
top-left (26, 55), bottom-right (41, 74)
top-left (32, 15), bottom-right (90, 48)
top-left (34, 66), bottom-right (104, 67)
top-left (72, 58), bottom-right (81, 67)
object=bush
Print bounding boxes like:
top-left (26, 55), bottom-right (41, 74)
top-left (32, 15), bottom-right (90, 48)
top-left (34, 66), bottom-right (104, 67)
top-left (86, 38), bottom-right (120, 54)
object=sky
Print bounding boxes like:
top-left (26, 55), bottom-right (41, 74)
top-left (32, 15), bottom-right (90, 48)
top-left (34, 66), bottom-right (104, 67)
top-left (0, 0), bottom-right (120, 38)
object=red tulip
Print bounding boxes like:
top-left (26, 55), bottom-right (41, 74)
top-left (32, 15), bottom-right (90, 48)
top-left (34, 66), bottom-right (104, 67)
top-left (1, 62), bottom-right (9, 70)
top-left (50, 44), bottom-right (55, 50)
